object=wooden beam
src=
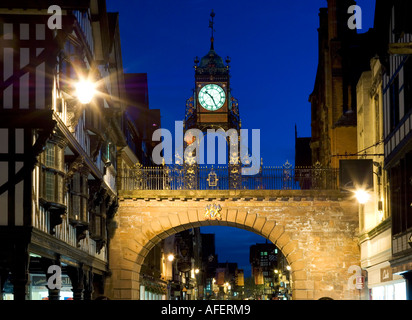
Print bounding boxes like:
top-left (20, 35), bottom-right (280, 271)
top-left (389, 42), bottom-right (412, 55)
top-left (0, 0), bottom-right (91, 10)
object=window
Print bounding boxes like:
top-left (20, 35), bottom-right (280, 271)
top-left (45, 144), bottom-right (55, 168)
top-left (403, 58), bottom-right (412, 117)
top-left (390, 150), bottom-right (412, 235)
top-left (39, 142), bottom-right (65, 205)
top-left (69, 172), bottom-right (89, 223)
top-left (375, 95), bottom-right (381, 142)
top-left (389, 76), bottom-right (400, 131)
top-left (90, 200), bottom-right (107, 242)
top-left (394, 282), bottom-right (407, 300)
top-left (73, 10), bottom-right (94, 53)
top-left (371, 282), bottom-right (406, 300)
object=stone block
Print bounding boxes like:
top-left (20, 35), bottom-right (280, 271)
top-left (168, 214), bottom-right (181, 229)
top-left (123, 248), bottom-right (138, 263)
top-left (306, 290), bottom-right (314, 300)
top-left (120, 289), bottom-right (133, 300)
top-left (282, 239), bottom-right (298, 256)
top-left (235, 210), bottom-right (247, 225)
top-left (178, 211), bottom-right (190, 226)
top-left (150, 219), bottom-right (164, 234)
top-left (285, 247), bottom-right (303, 263)
top-left (227, 209), bottom-right (237, 224)
top-left (275, 232), bottom-right (291, 249)
top-left (294, 280), bottom-right (310, 290)
top-left (158, 216), bottom-right (173, 232)
top-left (293, 289), bottom-right (308, 300)
top-left (118, 270), bottom-right (133, 281)
top-left (119, 258), bottom-right (138, 272)
top-left (268, 225), bottom-right (284, 243)
top-left (173, 224), bottom-right (186, 233)
top-left (188, 209), bottom-right (199, 223)
top-left (244, 213), bottom-right (257, 229)
top-left (290, 259), bottom-right (305, 271)
top-left (141, 223), bottom-right (157, 240)
top-left (113, 289), bottom-right (121, 300)
top-left (261, 220), bottom-right (276, 238)
top-left (253, 216), bottom-right (266, 233)
top-left (293, 270), bottom-right (307, 281)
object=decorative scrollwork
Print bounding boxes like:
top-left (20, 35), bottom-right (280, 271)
top-left (131, 162), bottom-right (144, 190)
top-left (207, 167), bottom-right (219, 187)
top-left (282, 160), bottom-right (293, 190)
top-left (184, 163), bottom-right (197, 190)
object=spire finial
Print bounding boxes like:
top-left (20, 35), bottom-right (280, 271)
top-left (209, 9), bottom-right (215, 50)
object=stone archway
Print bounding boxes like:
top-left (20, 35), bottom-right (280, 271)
top-left (105, 190), bottom-right (360, 300)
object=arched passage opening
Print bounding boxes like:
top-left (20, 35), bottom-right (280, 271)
top-left (138, 224), bottom-right (293, 300)
top-left (105, 194), bottom-right (360, 300)
top-left (105, 208), bottom-right (306, 300)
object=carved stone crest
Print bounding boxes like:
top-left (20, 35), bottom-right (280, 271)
top-left (204, 203), bottom-right (222, 221)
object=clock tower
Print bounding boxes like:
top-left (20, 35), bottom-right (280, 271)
top-left (181, 11), bottom-right (243, 188)
top-left (184, 10), bottom-right (240, 133)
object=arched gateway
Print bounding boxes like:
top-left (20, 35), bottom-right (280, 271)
top-left (104, 12), bottom-right (361, 300)
top-left (105, 189), bottom-right (360, 300)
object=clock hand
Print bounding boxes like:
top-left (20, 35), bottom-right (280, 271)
top-left (205, 91), bottom-right (217, 107)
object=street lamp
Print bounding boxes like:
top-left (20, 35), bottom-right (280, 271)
top-left (354, 189), bottom-right (370, 204)
top-left (75, 79), bottom-right (96, 104)
top-left (354, 188), bottom-right (370, 233)
top-left (167, 254), bottom-right (175, 262)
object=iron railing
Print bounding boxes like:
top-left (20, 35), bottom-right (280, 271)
top-left (118, 163), bottom-right (339, 191)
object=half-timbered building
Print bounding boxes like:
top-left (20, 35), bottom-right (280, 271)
top-left (0, 0), bottom-right (126, 300)
top-left (375, 0), bottom-right (412, 300)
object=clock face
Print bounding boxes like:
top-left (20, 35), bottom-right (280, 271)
top-left (198, 84), bottom-right (226, 111)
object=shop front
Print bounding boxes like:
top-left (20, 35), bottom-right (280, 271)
top-left (2, 273), bottom-right (73, 300)
top-left (29, 274), bottom-right (73, 300)
top-left (368, 264), bottom-right (406, 300)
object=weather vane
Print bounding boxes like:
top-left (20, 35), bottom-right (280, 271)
top-left (209, 9), bottom-right (215, 49)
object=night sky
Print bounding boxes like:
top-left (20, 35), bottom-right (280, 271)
top-left (106, 0), bottom-right (376, 277)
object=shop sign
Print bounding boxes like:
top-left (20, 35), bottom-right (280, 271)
top-left (31, 275), bottom-right (71, 288)
top-left (380, 267), bottom-right (393, 282)
top-left (355, 276), bottom-right (365, 289)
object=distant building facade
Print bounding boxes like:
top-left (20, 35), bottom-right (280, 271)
top-left (249, 242), bottom-right (278, 299)
top-left (309, 0), bottom-right (375, 169)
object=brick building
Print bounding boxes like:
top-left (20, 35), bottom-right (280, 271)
top-left (309, 0), bottom-right (375, 169)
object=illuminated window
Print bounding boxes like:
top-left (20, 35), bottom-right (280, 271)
top-left (39, 142), bottom-right (65, 205)
top-left (69, 172), bottom-right (89, 223)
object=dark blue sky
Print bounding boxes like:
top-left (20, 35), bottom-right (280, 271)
top-left (106, 0), bottom-right (375, 277)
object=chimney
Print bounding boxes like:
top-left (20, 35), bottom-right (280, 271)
top-left (327, 0), bottom-right (357, 40)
